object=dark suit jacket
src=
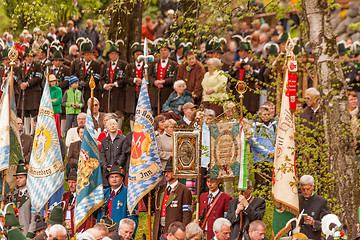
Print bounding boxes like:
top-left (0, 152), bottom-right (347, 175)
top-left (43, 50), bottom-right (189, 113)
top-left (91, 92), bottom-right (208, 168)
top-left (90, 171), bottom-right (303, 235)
top-left (124, 62), bottom-right (145, 114)
top-left (226, 196), bottom-right (266, 240)
top-left (153, 182), bottom-right (192, 240)
top-left (67, 140), bottom-right (82, 170)
top-left (299, 194), bottom-right (329, 240)
top-left (21, 134), bottom-right (33, 164)
top-left (148, 59), bottom-right (178, 108)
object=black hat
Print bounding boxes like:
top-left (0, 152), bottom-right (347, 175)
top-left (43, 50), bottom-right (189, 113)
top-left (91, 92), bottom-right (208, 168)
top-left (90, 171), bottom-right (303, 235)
top-left (157, 40), bottom-right (171, 51)
top-left (23, 47), bottom-right (34, 57)
top-left (14, 163), bottom-right (27, 176)
top-left (106, 163), bottom-right (125, 179)
top-left (46, 206), bottom-right (66, 226)
top-left (52, 50), bottom-right (63, 61)
top-left (212, 42), bottom-right (223, 53)
top-left (80, 39), bottom-right (93, 54)
top-left (67, 169), bottom-right (77, 181)
top-left (277, 32), bottom-right (288, 44)
top-left (34, 217), bottom-right (47, 232)
top-left (164, 156), bottom-right (173, 172)
top-left (132, 44), bottom-right (144, 55)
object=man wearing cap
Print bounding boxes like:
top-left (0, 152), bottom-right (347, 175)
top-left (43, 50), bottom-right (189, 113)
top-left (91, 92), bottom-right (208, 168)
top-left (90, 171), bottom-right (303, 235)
top-left (153, 158), bottom-right (192, 240)
top-left (97, 164), bottom-right (139, 231)
top-left (4, 212), bottom-right (24, 231)
top-left (100, 42), bottom-right (127, 127)
top-left (100, 215), bottom-right (119, 237)
top-left (229, 42), bottom-right (260, 115)
top-left (176, 102), bottom-right (197, 127)
top-left (37, 42), bottom-right (50, 72)
top-left (176, 51), bottom-right (205, 103)
top-left (226, 180), bottom-right (266, 239)
top-left (17, 47), bottom-right (43, 135)
top-left (50, 48), bottom-right (71, 92)
top-left (149, 41), bottom-right (178, 113)
top-left (40, 206), bottom-right (66, 240)
top-left (33, 217), bottom-right (47, 239)
top-left (72, 39), bottom-right (101, 104)
top-left (124, 44), bottom-right (145, 131)
top-left (17, 117), bottom-right (33, 164)
top-left (197, 174), bottom-right (232, 240)
top-left (11, 163), bottom-right (36, 237)
top-left (7, 227), bottom-right (27, 240)
top-left (170, 39), bottom-right (185, 65)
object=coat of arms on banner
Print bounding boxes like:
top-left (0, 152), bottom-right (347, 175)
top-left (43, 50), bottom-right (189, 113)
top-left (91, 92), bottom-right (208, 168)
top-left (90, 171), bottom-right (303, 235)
top-left (173, 131), bottom-right (200, 178)
top-left (210, 121), bottom-right (243, 179)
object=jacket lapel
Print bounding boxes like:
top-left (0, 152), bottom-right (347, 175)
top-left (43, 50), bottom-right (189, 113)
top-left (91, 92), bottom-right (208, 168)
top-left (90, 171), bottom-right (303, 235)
top-left (166, 184), bottom-right (179, 208)
top-left (159, 189), bottom-right (165, 206)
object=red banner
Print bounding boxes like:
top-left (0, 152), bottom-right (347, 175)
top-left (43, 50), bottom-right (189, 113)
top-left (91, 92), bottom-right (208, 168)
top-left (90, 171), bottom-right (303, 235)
top-left (288, 73), bottom-right (297, 110)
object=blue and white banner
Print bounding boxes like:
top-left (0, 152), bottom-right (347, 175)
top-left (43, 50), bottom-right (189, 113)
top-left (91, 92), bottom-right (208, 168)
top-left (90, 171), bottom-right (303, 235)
top-left (0, 70), bottom-right (23, 192)
top-left (127, 78), bottom-right (163, 214)
top-left (75, 107), bottom-right (104, 230)
top-left (27, 80), bottom-right (64, 212)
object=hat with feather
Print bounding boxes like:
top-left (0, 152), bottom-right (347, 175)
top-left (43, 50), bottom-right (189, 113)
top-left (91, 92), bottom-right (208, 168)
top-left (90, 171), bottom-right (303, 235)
top-left (131, 42), bottom-right (144, 55)
top-left (106, 39), bottom-right (124, 55)
top-left (80, 38), bottom-right (93, 54)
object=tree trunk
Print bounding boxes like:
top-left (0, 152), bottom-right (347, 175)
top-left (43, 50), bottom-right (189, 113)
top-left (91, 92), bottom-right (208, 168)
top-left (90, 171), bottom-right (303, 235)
top-left (302, 0), bottom-right (360, 234)
top-left (108, 0), bottom-right (144, 62)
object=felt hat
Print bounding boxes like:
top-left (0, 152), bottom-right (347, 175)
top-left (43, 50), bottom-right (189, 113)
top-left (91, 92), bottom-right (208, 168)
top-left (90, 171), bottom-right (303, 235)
top-left (52, 50), bottom-right (63, 61)
top-left (293, 44), bottom-right (300, 55)
top-left (150, 44), bottom-right (158, 55)
top-left (238, 42), bottom-right (251, 51)
top-left (69, 75), bottom-right (79, 85)
top-left (34, 218), bottom-right (47, 232)
top-left (164, 156), bottom-right (173, 172)
top-left (106, 40), bottom-right (124, 55)
top-left (7, 227), bottom-right (27, 240)
top-left (1, 48), bottom-right (9, 60)
top-left (100, 215), bottom-right (119, 232)
top-left (39, 43), bottom-right (49, 53)
top-left (157, 40), bottom-right (171, 51)
top-left (268, 44), bottom-right (278, 56)
top-left (108, 44), bottom-right (119, 54)
top-left (80, 39), bottom-right (93, 54)
top-left (132, 44), bottom-right (144, 55)
top-left (338, 43), bottom-right (348, 56)
top-left (23, 47), bottom-right (34, 57)
top-left (277, 32), bottom-right (288, 44)
top-left (212, 42), bottom-right (223, 53)
top-left (106, 163), bottom-right (125, 179)
top-left (46, 206), bottom-right (66, 226)
top-left (67, 169), bottom-right (77, 181)
top-left (4, 212), bottom-right (24, 228)
top-left (14, 163), bottom-right (27, 176)
top-left (206, 41), bottom-right (214, 53)
top-left (175, 39), bottom-right (184, 49)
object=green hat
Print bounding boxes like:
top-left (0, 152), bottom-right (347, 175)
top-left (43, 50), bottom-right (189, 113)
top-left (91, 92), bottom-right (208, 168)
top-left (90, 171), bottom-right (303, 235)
top-left (164, 156), bottom-right (173, 172)
top-left (106, 163), bottom-right (125, 179)
top-left (4, 212), bottom-right (24, 228)
top-left (269, 44), bottom-right (278, 56)
top-left (338, 43), bottom-right (348, 56)
top-left (52, 50), bottom-right (63, 61)
top-left (157, 40), bottom-right (171, 51)
top-left (100, 215), bottom-right (119, 232)
top-left (23, 47), bottom-right (34, 57)
top-left (212, 42), bottom-right (222, 53)
top-left (7, 227), bottom-right (26, 240)
top-left (238, 42), bottom-right (251, 51)
top-left (67, 169), bottom-right (77, 181)
top-left (80, 39), bottom-right (93, 54)
top-left (108, 44), bottom-right (120, 54)
top-left (150, 44), bottom-right (158, 55)
top-left (132, 44), bottom-right (144, 55)
top-left (14, 163), bottom-right (27, 176)
top-left (206, 41), bottom-right (213, 53)
top-left (175, 39), bottom-right (184, 49)
top-left (46, 206), bottom-right (66, 226)
top-left (1, 48), bottom-right (9, 60)
top-left (293, 44), bottom-right (300, 55)
top-left (277, 32), bottom-right (288, 44)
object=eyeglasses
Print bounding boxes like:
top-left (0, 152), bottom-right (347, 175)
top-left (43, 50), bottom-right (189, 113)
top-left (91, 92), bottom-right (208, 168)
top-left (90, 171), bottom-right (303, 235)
top-left (172, 234), bottom-right (185, 240)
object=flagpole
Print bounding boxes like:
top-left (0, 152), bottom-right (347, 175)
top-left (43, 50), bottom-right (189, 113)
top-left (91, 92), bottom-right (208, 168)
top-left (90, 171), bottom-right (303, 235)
top-left (138, 38), bottom-right (154, 240)
top-left (89, 75), bottom-right (95, 116)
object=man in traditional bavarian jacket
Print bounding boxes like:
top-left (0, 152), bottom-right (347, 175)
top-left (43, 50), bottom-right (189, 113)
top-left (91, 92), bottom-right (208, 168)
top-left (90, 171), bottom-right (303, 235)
top-left (11, 163), bottom-right (36, 237)
top-left (198, 174), bottom-right (232, 240)
top-left (148, 40), bottom-right (178, 113)
top-left (124, 44), bottom-right (144, 131)
top-left (97, 164), bottom-right (139, 234)
top-left (72, 38), bottom-right (101, 105)
top-left (17, 47), bottom-right (43, 135)
top-left (153, 158), bottom-right (192, 240)
top-left (100, 42), bottom-right (127, 128)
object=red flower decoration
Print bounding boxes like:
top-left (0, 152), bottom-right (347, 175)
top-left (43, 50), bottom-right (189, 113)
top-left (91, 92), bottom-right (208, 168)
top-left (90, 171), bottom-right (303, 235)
top-left (340, 231), bottom-right (345, 237)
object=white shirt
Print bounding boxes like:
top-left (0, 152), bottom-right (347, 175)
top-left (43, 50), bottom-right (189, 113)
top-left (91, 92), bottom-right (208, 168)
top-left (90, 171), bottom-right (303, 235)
top-left (111, 60), bottom-right (118, 70)
top-left (111, 184), bottom-right (123, 195)
top-left (65, 127), bottom-right (81, 148)
top-left (183, 116), bottom-right (191, 125)
top-left (160, 58), bottom-right (168, 68)
top-left (166, 180), bottom-right (178, 192)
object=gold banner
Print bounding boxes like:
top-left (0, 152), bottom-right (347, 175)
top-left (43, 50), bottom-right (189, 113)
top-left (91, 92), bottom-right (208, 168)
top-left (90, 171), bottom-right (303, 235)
top-left (28, 160), bottom-right (64, 177)
top-left (128, 163), bottom-right (161, 183)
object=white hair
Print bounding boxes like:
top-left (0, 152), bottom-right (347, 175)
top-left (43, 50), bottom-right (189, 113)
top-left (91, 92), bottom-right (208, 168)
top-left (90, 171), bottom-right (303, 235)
top-left (213, 218), bottom-right (231, 234)
top-left (305, 87), bottom-right (320, 97)
top-left (186, 222), bottom-right (203, 239)
top-left (119, 218), bottom-right (136, 230)
top-left (87, 97), bottom-right (100, 106)
top-left (49, 224), bottom-right (66, 236)
top-left (69, 44), bottom-right (78, 55)
top-left (174, 80), bottom-right (187, 90)
top-left (204, 108), bottom-right (216, 117)
top-left (77, 112), bottom-right (86, 120)
top-left (299, 175), bottom-right (314, 186)
top-left (76, 231), bottom-right (96, 240)
top-left (207, 58), bottom-right (223, 70)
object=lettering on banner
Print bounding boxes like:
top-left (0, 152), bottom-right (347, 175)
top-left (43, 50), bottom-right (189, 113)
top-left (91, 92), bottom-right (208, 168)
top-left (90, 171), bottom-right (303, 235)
top-left (28, 160), bottom-right (64, 177)
top-left (128, 163), bottom-right (162, 182)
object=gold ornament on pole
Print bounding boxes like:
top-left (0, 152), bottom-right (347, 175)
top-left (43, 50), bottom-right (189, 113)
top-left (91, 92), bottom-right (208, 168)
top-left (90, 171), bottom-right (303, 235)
top-left (89, 75), bottom-right (95, 116)
top-left (235, 81), bottom-right (248, 119)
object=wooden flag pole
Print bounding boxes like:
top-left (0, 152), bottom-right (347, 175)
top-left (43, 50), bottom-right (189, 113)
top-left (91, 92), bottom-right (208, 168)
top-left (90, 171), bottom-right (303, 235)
top-left (148, 193), bottom-right (152, 240)
top-left (1, 171), bottom-right (6, 209)
top-left (89, 75), bottom-right (95, 116)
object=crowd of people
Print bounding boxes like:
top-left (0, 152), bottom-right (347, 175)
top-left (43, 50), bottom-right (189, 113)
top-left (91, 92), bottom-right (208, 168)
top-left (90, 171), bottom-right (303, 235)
top-left (1, 0), bottom-right (360, 239)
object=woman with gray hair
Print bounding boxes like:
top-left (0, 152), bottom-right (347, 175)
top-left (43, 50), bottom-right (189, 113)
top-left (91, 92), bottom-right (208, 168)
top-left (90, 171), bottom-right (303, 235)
top-left (186, 222), bottom-right (203, 240)
top-left (161, 79), bottom-right (193, 121)
top-left (202, 58), bottom-right (228, 116)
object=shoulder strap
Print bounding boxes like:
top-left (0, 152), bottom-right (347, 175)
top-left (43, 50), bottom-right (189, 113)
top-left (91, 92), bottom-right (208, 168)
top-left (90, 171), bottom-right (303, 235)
top-left (201, 192), bottom-right (223, 230)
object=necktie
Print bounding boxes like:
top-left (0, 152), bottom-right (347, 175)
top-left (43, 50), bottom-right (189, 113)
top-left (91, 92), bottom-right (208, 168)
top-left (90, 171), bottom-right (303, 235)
top-left (166, 186), bottom-right (171, 195)
top-left (111, 190), bottom-right (116, 197)
top-left (137, 64), bottom-right (141, 68)
top-left (162, 60), bottom-right (166, 63)
top-left (112, 62), bottom-right (116, 66)
top-left (19, 190), bottom-right (23, 198)
top-left (208, 193), bottom-right (213, 205)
